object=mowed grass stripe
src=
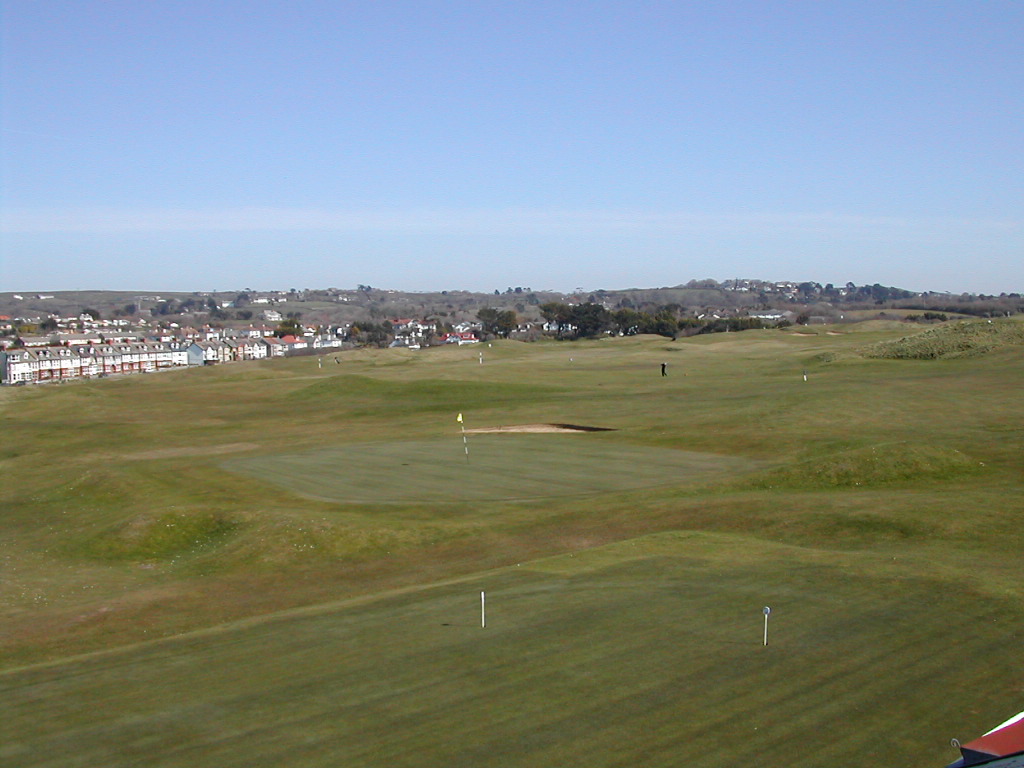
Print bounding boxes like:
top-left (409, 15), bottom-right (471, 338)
top-left (223, 435), bottom-right (759, 502)
top-left (2, 537), bottom-right (1018, 768)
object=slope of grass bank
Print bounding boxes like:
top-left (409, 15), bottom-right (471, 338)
top-left (859, 317), bottom-right (1024, 359)
top-left (1, 324), bottom-right (1021, 767)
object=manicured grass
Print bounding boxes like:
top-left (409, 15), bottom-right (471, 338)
top-left (1, 533), bottom-right (1018, 768)
top-left (1, 320), bottom-right (1022, 767)
top-left (224, 436), bottom-right (761, 503)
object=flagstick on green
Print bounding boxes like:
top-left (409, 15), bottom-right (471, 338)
top-left (457, 412), bottom-right (469, 463)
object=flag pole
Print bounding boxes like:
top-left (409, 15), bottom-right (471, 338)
top-left (458, 412), bottom-right (469, 463)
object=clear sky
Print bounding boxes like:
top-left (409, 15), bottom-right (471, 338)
top-left (1, 1), bottom-right (1021, 294)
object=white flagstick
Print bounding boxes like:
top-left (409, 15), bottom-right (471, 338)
top-left (457, 412), bottom-right (469, 463)
top-left (481, 591), bottom-right (486, 628)
top-left (763, 606), bottom-right (771, 646)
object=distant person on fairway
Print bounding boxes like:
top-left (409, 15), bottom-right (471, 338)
top-left (661, 362), bottom-right (667, 377)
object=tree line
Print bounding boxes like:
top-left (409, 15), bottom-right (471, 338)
top-left (530, 302), bottom-right (773, 340)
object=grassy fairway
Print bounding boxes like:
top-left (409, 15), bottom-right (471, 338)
top-left (1, 322), bottom-right (1022, 767)
top-left (224, 436), bottom-right (760, 502)
top-left (1, 533), bottom-right (1018, 768)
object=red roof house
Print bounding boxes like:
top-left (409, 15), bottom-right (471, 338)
top-left (948, 712), bottom-right (1024, 767)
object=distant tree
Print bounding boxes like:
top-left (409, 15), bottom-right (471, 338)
top-left (568, 303), bottom-right (611, 338)
top-left (81, 308), bottom-right (101, 320)
top-left (612, 308), bottom-right (643, 335)
top-left (797, 282), bottom-right (819, 299)
top-left (40, 317), bottom-right (59, 332)
top-left (644, 310), bottom-right (678, 338)
top-left (539, 302), bottom-right (572, 336)
top-left (275, 317), bottom-right (303, 337)
top-left (347, 321), bottom-right (392, 347)
top-left (686, 278), bottom-right (720, 289)
top-left (151, 299), bottom-right (178, 316)
top-left (695, 317), bottom-right (765, 335)
top-left (477, 308), bottom-right (517, 338)
top-left (477, 307), bottom-right (498, 330)
top-left (113, 302), bottom-right (138, 317)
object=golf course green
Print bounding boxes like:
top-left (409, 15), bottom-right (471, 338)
top-left (1, 320), bottom-right (1021, 767)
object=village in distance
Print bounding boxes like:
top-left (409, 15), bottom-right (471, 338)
top-left (1, 277), bottom-right (1021, 387)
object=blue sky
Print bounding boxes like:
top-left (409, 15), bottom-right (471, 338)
top-left (1, 1), bottom-right (1021, 294)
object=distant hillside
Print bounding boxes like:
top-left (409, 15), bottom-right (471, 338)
top-left (1, 280), bottom-right (1019, 333)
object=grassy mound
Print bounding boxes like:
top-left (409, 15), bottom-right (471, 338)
top-left (79, 510), bottom-right (240, 562)
top-left (748, 443), bottom-right (983, 490)
top-left (859, 318), bottom-right (1024, 360)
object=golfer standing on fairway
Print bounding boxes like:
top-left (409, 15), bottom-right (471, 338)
top-left (661, 362), bottom-right (667, 377)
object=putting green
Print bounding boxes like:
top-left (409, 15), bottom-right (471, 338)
top-left (223, 435), bottom-right (759, 502)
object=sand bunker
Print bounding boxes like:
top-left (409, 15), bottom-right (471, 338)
top-left (465, 423), bottom-right (614, 434)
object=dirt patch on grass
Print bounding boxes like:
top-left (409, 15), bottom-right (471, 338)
top-left (465, 423), bottom-right (615, 434)
top-left (125, 442), bottom-right (260, 460)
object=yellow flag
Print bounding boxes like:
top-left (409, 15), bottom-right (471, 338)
top-left (457, 413), bottom-right (463, 423)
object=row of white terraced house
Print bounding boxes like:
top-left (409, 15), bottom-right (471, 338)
top-left (0, 337), bottom-right (303, 385)
top-left (0, 342), bottom-right (188, 384)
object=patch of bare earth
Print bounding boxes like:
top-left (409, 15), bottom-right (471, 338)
top-left (465, 423), bottom-right (614, 434)
top-left (124, 442), bottom-right (260, 460)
